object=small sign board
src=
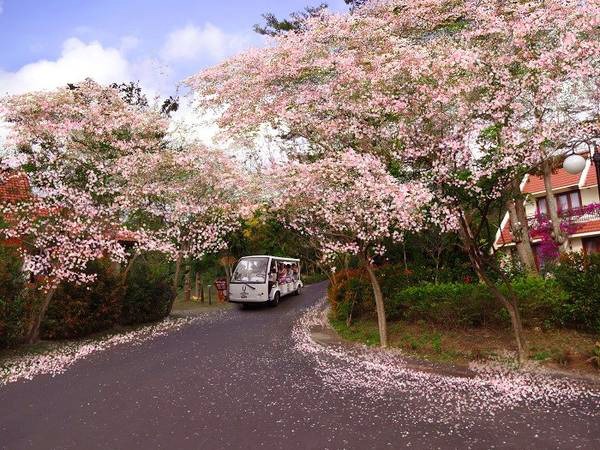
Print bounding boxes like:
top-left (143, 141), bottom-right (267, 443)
top-left (214, 279), bottom-right (227, 292)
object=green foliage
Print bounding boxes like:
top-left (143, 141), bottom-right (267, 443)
top-left (254, 3), bottom-right (328, 36)
top-left (588, 342), bottom-right (600, 369)
top-left (329, 262), bottom-right (576, 331)
top-left (390, 282), bottom-right (501, 327)
top-left (42, 260), bottom-right (123, 340)
top-left (0, 245), bottom-right (25, 302)
top-left (551, 253), bottom-right (600, 333)
top-left (40, 252), bottom-right (175, 339)
top-left (328, 269), bottom-right (372, 321)
top-left (120, 252), bottom-right (175, 325)
top-left (510, 276), bottom-right (568, 328)
top-left (0, 246), bottom-right (31, 349)
top-left (391, 277), bottom-right (567, 329)
top-left (329, 263), bottom-right (472, 323)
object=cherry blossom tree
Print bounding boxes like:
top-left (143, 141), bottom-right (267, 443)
top-left (121, 144), bottom-right (252, 311)
top-left (188, 0), bottom-right (600, 363)
top-left (268, 150), bottom-right (431, 347)
top-left (0, 79), bottom-right (169, 342)
top-left (462, 0), bottom-right (600, 255)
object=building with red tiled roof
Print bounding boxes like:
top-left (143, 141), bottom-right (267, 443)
top-left (582, 159), bottom-right (599, 188)
top-left (521, 168), bottom-right (581, 195)
top-left (0, 171), bottom-right (31, 246)
top-left (1, 171), bottom-right (138, 247)
top-left (494, 156), bottom-right (600, 265)
top-left (0, 171), bottom-right (30, 203)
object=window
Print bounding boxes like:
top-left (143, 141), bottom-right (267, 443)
top-left (536, 190), bottom-right (581, 215)
top-left (231, 257), bottom-right (269, 284)
top-left (536, 197), bottom-right (548, 215)
top-left (583, 237), bottom-right (600, 255)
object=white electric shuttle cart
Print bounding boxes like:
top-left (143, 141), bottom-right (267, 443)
top-left (228, 255), bottom-right (303, 307)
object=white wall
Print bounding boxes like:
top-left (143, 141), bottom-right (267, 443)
top-left (580, 186), bottom-right (599, 206)
top-left (524, 197), bottom-right (538, 216)
top-left (570, 237), bottom-right (584, 253)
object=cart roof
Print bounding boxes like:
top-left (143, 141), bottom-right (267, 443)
top-left (240, 255), bottom-right (300, 262)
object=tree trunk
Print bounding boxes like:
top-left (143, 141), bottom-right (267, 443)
top-left (184, 272), bottom-right (191, 303)
top-left (542, 161), bottom-right (568, 253)
top-left (120, 252), bottom-right (140, 286)
top-left (173, 253), bottom-right (182, 291)
top-left (506, 197), bottom-right (537, 274)
top-left (457, 211), bottom-right (529, 364)
top-left (224, 265), bottom-right (230, 302)
top-left (199, 273), bottom-right (205, 303)
top-left (166, 253), bottom-right (184, 315)
top-left (364, 258), bottom-right (388, 348)
top-left (195, 273), bottom-right (200, 300)
top-left (26, 286), bottom-right (57, 344)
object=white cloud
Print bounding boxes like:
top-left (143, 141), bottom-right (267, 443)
top-left (0, 38), bottom-right (132, 95)
top-left (120, 35), bottom-right (140, 52)
top-left (161, 23), bottom-right (253, 62)
top-left (0, 1), bottom-right (4, 14)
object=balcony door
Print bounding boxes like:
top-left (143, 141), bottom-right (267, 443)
top-left (583, 237), bottom-right (600, 255)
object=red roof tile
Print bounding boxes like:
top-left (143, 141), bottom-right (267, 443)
top-left (0, 172), bottom-right (30, 203)
top-left (522, 168), bottom-right (581, 194)
top-left (496, 221), bottom-right (514, 246)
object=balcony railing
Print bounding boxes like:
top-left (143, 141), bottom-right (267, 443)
top-left (528, 205), bottom-right (600, 230)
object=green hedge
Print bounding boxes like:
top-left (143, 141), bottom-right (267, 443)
top-left (42, 260), bottom-right (123, 340)
top-left (388, 277), bottom-right (568, 329)
top-left (0, 246), bottom-right (32, 349)
top-left (329, 256), bottom-right (600, 333)
top-left (328, 265), bottom-right (418, 320)
top-left (120, 252), bottom-right (174, 326)
top-left (1, 251), bottom-right (176, 345)
top-left (551, 253), bottom-right (600, 332)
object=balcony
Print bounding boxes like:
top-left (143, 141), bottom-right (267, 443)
top-left (528, 205), bottom-right (600, 231)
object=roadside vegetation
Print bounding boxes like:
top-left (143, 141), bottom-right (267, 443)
top-left (328, 253), bottom-right (600, 374)
top-left (0, 213), bottom-right (328, 355)
top-left (2, 0), bottom-right (600, 375)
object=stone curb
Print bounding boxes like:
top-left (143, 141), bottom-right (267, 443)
top-left (309, 305), bottom-right (600, 385)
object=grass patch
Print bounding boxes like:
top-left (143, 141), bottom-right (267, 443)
top-left (331, 318), bottom-right (381, 346)
top-left (331, 315), bottom-right (600, 373)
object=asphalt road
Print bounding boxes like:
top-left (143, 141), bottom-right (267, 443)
top-left (1, 281), bottom-right (599, 449)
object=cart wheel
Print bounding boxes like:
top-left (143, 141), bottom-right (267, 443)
top-left (270, 292), bottom-right (280, 307)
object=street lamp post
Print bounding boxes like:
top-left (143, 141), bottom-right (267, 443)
top-left (593, 148), bottom-right (600, 199)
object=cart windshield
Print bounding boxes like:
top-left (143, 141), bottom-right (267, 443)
top-left (231, 257), bottom-right (269, 284)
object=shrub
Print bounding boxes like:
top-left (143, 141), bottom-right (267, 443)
top-left (389, 283), bottom-right (502, 327)
top-left (328, 261), bottom-right (573, 330)
top-left (0, 289), bottom-right (36, 349)
top-left (329, 264), bottom-right (427, 321)
top-left (390, 277), bottom-right (569, 329)
top-left (0, 245), bottom-right (31, 348)
top-left (551, 253), bottom-right (600, 333)
top-left (328, 269), bottom-right (371, 321)
top-left (42, 259), bottom-right (122, 340)
top-left (509, 276), bottom-right (568, 328)
top-left (120, 252), bottom-right (175, 325)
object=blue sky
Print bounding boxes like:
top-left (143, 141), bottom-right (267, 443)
top-left (0, 0), bottom-right (348, 96)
